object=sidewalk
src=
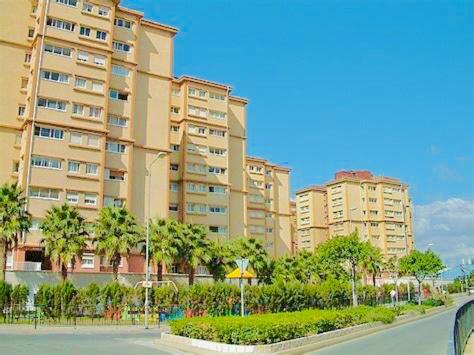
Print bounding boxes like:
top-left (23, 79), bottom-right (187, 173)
top-left (465, 333), bottom-right (474, 355)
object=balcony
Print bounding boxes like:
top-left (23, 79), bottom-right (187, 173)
top-left (15, 262), bottom-right (42, 271)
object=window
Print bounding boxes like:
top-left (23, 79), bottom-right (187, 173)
top-left (249, 165), bottom-right (263, 173)
top-left (96, 30), bottom-right (107, 41)
top-left (210, 110), bottom-right (226, 120)
top-left (170, 164), bottom-right (179, 171)
top-left (21, 78), bottom-right (28, 89)
top-left (73, 103), bottom-right (84, 115)
top-left (98, 7), bottom-right (109, 17)
top-left (111, 65), bottom-right (129, 77)
top-left (209, 92), bottom-right (225, 101)
top-left (170, 144), bottom-right (179, 152)
top-left (105, 169), bottom-right (125, 181)
top-left (86, 163), bottom-right (98, 175)
top-left (209, 129), bottom-right (225, 137)
top-left (87, 135), bottom-right (100, 147)
top-left (35, 126), bottom-right (64, 140)
top-left (84, 193), bottom-right (97, 206)
top-left (209, 206), bottom-right (227, 214)
top-left (249, 210), bottom-right (265, 218)
top-left (30, 187), bottom-right (60, 200)
top-left (77, 51), bottom-right (89, 62)
top-left (94, 56), bottom-right (106, 66)
top-left (104, 197), bottom-right (124, 208)
top-left (44, 44), bottom-right (71, 57)
top-left (208, 166), bottom-right (226, 175)
top-left (249, 194), bottom-right (264, 203)
top-left (209, 226), bottom-right (227, 235)
top-left (171, 88), bottom-right (180, 96)
top-left (266, 183), bottom-right (272, 190)
top-left (89, 106), bottom-right (101, 118)
top-left (66, 191), bottom-right (79, 204)
top-left (209, 147), bottom-right (226, 156)
top-left (208, 185), bottom-right (226, 194)
top-left (170, 125), bottom-right (180, 132)
top-left (114, 18), bottom-right (132, 29)
top-left (47, 18), bottom-right (75, 32)
top-left (108, 115), bottom-right (128, 127)
top-left (113, 41), bottom-right (131, 53)
top-left (106, 141), bottom-right (126, 153)
top-left (169, 203), bottom-right (179, 212)
top-left (41, 70), bottom-right (69, 84)
top-left (188, 105), bottom-right (207, 118)
top-left (170, 106), bottom-right (180, 114)
top-left (70, 132), bottom-right (82, 144)
top-left (37, 98), bottom-right (66, 111)
top-left (18, 105), bottom-right (26, 117)
top-left (82, 2), bottom-right (93, 12)
top-left (31, 219), bottom-right (41, 231)
top-left (188, 87), bottom-right (206, 98)
top-left (80, 26), bottom-right (91, 37)
top-left (187, 143), bottom-right (206, 155)
top-left (170, 182), bottom-right (179, 192)
top-left (187, 183), bottom-right (206, 193)
top-left (28, 27), bottom-right (35, 38)
top-left (186, 203), bottom-right (207, 214)
top-left (188, 125), bottom-right (206, 135)
top-left (75, 77), bottom-right (87, 88)
top-left (31, 156), bottom-right (61, 170)
top-left (24, 53), bottom-right (32, 63)
top-left (92, 81), bottom-right (104, 93)
top-left (109, 89), bottom-right (128, 101)
top-left (56, 0), bottom-right (77, 6)
top-left (81, 254), bottom-right (94, 269)
top-left (68, 160), bottom-right (80, 173)
top-left (187, 163), bottom-right (207, 174)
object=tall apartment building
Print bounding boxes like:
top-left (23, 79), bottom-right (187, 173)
top-left (296, 171), bottom-right (414, 258)
top-left (0, 0), bottom-right (292, 274)
top-left (246, 157), bottom-right (292, 257)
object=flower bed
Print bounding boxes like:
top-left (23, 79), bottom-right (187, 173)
top-left (169, 306), bottom-right (396, 345)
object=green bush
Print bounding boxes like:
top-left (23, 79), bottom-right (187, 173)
top-left (170, 306), bottom-right (396, 345)
top-left (0, 281), bottom-right (12, 315)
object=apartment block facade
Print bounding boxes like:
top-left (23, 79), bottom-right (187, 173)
top-left (296, 171), bottom-right (414, 259)
top-left (0, 0), bottom-right (292, 274)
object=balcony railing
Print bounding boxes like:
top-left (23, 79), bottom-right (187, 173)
top-left (15, 262), bottom-right (42, 271)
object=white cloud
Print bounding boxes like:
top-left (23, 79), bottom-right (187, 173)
top-left (414, 198), bottom-right (474, 267)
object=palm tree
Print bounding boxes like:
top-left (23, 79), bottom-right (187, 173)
top-left (205, 240), bottom-right (234, 281)
top-left (40, 203), bottom-right (88, 281)
top-left (177, 223), bottom-right (210, 285)
top-left (229, 237), bottom-right (270, 284)
top-left (94, 206), bottom-right (141, 281)
top-left (0, 183), bottom-right (31, 282)
top-left (146, 218), bottom-right (182, 281)
top-left (362, 245), bottom-right (383, 287)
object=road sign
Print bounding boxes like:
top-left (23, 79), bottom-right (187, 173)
top-left (142, 281), bottom-right (153, 288)
top-left (236, 258), bottom-right (249, 274)
top-left (226, 268), bottom-right (254, 279)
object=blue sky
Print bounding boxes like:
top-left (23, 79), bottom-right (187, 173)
top-left (123, 0), bottom-right (473, 265)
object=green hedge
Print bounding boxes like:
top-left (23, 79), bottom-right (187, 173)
top-left (0, 281), bottom-right (28, 317)
top-left (170, 306), bottom-right (396, 345)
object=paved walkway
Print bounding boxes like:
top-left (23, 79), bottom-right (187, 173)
top-left (465, 333), bottom-right (474, 355)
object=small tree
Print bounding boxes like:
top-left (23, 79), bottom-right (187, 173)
top-left (0, 183), bottom-right (31, 281)
top-left (205, 240), bottom-right (234, 282)
top-left (399, 250), bottom-right (444, 305)
top-left (177, 224), bottom-right (210, 285)
top-left (147, 218), bottom-right (182, 281)
top-left (41, 204), bottom-right (88, 281)
top-left (94, 206), bottom-right (141, 281)
top-left (384, 256), bottom-right (402, 302)
top-left (316, 231), bottom-right (370, 307)
top-left (229, 237), bottom-right (270, 283)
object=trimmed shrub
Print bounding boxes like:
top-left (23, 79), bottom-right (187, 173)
top-left (0, 281), bottom-right (12, 315)
top-left (170, 306), bottom-right (396, 345)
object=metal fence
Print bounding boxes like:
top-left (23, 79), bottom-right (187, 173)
top-left (448, 299), bottom-right (473, 355)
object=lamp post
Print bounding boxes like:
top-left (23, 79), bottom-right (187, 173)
top-left (145, 152), bottom-right (166, 330)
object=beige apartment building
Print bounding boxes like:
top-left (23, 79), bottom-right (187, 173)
top-left (0, 0), bottom-right (292, 274)
top-left (296, 171), bottom-right (414, 258)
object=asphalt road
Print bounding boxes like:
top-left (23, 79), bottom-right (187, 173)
top-left (308, 296), bottom-right (473, 355)
top-left (0, 326), bottom-right (182, 355)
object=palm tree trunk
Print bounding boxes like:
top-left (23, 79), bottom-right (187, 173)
top-left (351, 263), bottom-right (358, 307)
top-left (188, 266), bottom-right (195, 286)
top-left (157, 263), bottom-right (163, 282)
top-left (60, 263), bottom-right (68, 282)
top-left (372, 273), bottom-right (376, 287)
top-left (113, 262), bottom-right (119, 282)
top-left (0, 240), bottom-right (7, 282)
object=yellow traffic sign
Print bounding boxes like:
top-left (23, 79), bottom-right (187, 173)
top-left (226, 268), bottom-right (255, 279)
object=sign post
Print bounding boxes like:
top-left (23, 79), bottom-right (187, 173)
top-left (235, 258), bottom-right (249, 317)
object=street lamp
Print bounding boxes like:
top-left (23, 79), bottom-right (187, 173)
top-left (145, 152), bottom-right (166, 330)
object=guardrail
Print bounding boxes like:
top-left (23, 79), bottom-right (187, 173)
top-left (448, 299), bottom-right (473, 355)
